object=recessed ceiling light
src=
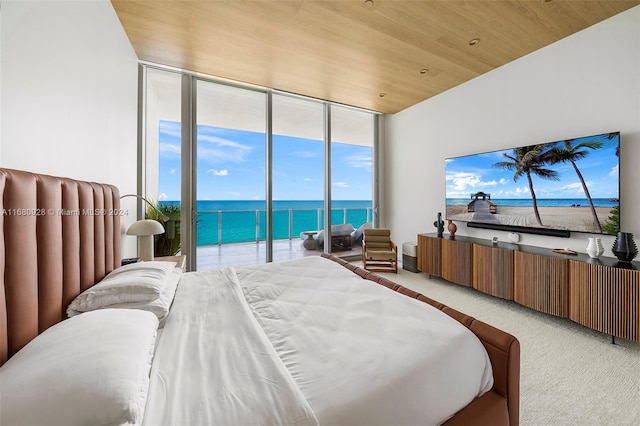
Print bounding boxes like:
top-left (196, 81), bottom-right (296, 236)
top-left (379, 93), bottom-right (386, 98)
top-left (468, 38), bottom-right (481, 46)
top-left (364, 0), bottom-right (374, 6)
top-left (420, 68), bottom-right (429, 74)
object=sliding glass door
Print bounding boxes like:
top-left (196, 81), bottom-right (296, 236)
top-left (271, 94), bottom-right (325, 262)
top-left (195, 80), bottom-right (266, 270)
top-left (330, 105), bottom-right (374, 258)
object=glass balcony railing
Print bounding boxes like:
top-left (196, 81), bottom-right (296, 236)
top-left (196, 207), bottom-right (372, 245)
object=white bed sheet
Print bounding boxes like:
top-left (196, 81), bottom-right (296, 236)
top-left (145, 256), bottom-right (493, 426)
top-left (143, 268), bottom-right (318, 426)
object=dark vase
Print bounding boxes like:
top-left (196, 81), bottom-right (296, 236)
top-left (612, 232), bottom-right (638, 263)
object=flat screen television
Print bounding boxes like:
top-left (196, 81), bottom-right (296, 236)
top-left (445, 131), bottom-right (620, 237)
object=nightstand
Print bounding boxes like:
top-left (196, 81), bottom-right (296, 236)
top-left (155, 255), bottom-right (187, 272)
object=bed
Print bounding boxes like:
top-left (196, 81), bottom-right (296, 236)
top-left (0, 168), bottom-right (520, 426)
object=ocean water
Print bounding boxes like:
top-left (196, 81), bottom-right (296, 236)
top-left (161, 200), bottom-right (373, 245)
top-left (446, 198), bottom-right (618, 208)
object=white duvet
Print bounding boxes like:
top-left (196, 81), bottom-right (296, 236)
top-left (144, 256), bottom-right (493, 426)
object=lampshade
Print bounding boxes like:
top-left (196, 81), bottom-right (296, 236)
top-left (127, 219), bottom-right (165, 261)
top-left (126, 219), bottom-right (165, 236)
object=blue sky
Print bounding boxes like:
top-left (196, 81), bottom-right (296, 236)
top-left (158, 120), bottom-right (372, 201)
top-left (445, 133), bottom-right (619, 200)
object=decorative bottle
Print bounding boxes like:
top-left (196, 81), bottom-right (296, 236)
top-left (586, 237), bottom-right (604, 259)
top-left (434, 212), bottom-right (445, 238)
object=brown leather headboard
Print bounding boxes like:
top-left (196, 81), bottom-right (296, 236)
top-left (0, 168), bottom-right (121, 365)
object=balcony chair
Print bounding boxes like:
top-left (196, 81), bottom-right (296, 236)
top-left (362, 228), bottom-right (398, 273)
top-left (301, 223), bottom-right (356, 251)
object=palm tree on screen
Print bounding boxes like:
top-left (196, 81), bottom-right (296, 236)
top-left (602, 135), bottom-right (620, 234)
top-left (550, 136), bottom-right (608, 233)
top-left (493, 145), bottom-right (560, 226)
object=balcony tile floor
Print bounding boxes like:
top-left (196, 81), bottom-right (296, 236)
top-left (196, 239), bottom-right (362, 271)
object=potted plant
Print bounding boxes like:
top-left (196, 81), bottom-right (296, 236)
top-left (146, 202), bottom-right (181, 257)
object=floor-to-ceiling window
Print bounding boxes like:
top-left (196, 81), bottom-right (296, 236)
top-left (271, 94), bottom-right (325, 262)
top-left (330, 105), bottom-right (374, 251)
top-left (142, 66), bottom-right (377, 270)
top-left (195, 80), bottom-right (266, 269)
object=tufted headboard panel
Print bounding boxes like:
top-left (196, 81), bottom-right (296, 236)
top-left (0, 168), bottom-right (121, 365)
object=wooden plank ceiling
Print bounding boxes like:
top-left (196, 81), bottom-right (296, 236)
top-left (111, 0), bottom-right (639, 114)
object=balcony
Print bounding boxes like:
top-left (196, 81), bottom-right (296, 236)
top-left (189, 206), bottom-right (370, 270)
top-left (196, 239), bottom-right (362, 271)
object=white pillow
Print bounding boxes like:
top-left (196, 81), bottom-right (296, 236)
top-left (0, 309), bottom-right (158, 426)
top-left (67, 267), bottom-right (182, 327)
top-left (67, 261), bottom-right (177, 313)
top-left (108, 260), bottom-right (178, 276)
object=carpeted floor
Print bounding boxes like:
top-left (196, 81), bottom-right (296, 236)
top-left (372, 266), bottom-right (640, 426)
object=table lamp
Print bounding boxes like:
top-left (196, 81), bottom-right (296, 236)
top-left (126, 219), bottom-right (165, 261)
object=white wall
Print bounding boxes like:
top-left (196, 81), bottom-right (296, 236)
top-left (1, 0), bottom-right (139, 256)
top-left (384, 6), bottom-right (640, 257)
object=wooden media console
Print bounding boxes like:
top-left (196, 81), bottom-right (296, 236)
top-left (417, 233), bottom-right (640, 343)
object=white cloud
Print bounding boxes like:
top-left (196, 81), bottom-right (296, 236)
top-left (446, 172), bottom-right (481, 191)
top-left (562, 182), bottom-right (584, 190)
top-left (169, 168), bottom-right (176, 175)
top-left (346, 153), bottom-right (372, 169)
top-left (446, 172), bottom-right (508, 198)
top-left (492, 187), bottom-right (531, 198)
top-left (609, 164), bottom-right (619, 178)
top-left (208, 169), bottom-right (229, 176)
top-left (159, 143), bottom-right (181, 156)
top-left (198, 135), bottom-right (252, 163)
top-left (294, 151), bottom-right (318, 158)
top-left (158, 193), bottom-right (168, 200)
top-left (304, 177), bottom-right (312, 182)
top-left (159, 121), bottom-right (181, 138)
top-left (334, 182), bottom-right (350, 188)
top-left (559, 181), bottom-right (587, 196)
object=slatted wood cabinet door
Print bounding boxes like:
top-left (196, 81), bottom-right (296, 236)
top-left (473, 244), bottom-right (514, 300)
top-left (417, 234), bottom-right (441, 277)
top-left (569, 260), bottom-right (640, 342)
top-left (513, 251), bottom-right (569, 318)
top-left (441, 238), bottom-right (473, 287)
